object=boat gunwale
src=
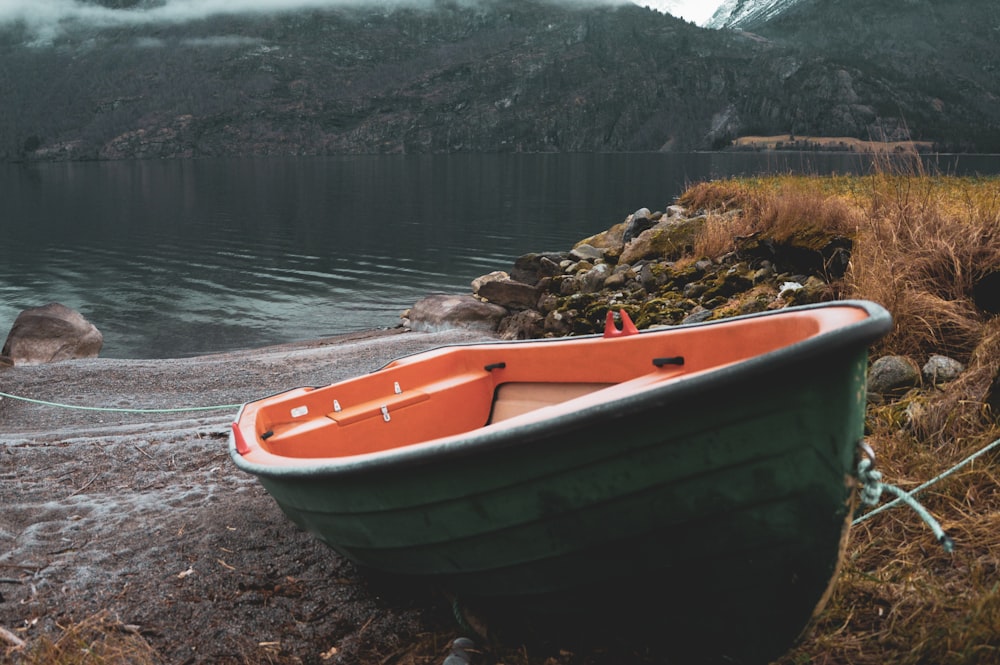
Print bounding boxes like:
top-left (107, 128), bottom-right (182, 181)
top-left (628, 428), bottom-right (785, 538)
top-left (229, 300), bottom-right (892, 478)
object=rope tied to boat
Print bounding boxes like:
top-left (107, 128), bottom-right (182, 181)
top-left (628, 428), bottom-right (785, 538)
top-left (855, 446), bottom-right (953, 553)
top-left (0, 390), bottom-right (241, 414)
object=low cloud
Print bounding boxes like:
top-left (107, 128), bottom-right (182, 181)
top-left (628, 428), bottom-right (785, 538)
top-left (0, 0), bottom-right (711, 45)
top-left (0, 0), bottom-right (421, 44)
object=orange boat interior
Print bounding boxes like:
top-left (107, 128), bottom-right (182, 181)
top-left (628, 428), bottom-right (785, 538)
top-left (234, 306), bottom-right (868, 461)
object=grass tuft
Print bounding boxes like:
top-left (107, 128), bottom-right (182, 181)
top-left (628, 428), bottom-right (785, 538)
top-left (9, 613), bottom-right (160, 665)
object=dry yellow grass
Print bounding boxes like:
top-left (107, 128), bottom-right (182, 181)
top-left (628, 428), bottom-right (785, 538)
top-left (6, 613), bottom-right (160, 665)
top-left (731, 134), bottom-right (934, 153)
top-left (684, 166), bottom-right (1000, 665)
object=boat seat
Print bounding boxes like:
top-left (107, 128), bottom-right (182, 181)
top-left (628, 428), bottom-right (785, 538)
top-left (487, 382), bottom-right (612, 424)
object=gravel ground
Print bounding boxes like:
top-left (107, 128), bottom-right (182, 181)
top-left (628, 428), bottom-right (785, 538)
top-left (0, 328), bottom-right (496, 664)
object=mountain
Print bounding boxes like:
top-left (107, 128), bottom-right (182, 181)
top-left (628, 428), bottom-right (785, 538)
top-left (1, 0), bottom-right (998, 161)
top-left (706, 0), bottom-right (802, 29)
top-left (727, 0), bottom-right (1000, 149)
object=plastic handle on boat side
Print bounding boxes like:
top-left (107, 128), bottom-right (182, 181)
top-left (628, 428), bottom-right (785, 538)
top-left (232, 422), bottom-right (250, 455)
top-left (603, 309), bottom-right (639, 338)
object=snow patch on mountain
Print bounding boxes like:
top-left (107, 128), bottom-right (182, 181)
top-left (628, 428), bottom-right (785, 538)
top-left (705, 0), bottom-right (804, 29)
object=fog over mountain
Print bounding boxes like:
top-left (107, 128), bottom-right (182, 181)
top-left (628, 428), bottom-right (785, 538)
top-left (1, 0), bottom-right (998, 160)
top-left (2, 0), bottom-right (720, 41)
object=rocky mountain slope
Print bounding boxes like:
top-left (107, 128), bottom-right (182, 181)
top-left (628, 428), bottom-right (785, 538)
top-left (1, 0), bottom-right (998, 160)
top-left (706, 0), bottom-right (803, 29)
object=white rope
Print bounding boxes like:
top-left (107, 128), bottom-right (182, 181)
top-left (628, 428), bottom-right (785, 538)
top-left (853, 436), bottom-right (1000, 552)
top-left (0, 390), bottom-right (241, 414)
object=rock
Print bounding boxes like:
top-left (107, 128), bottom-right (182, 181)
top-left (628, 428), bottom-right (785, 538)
top-left (536, 292), bottom-right (559, 314)
top-left (603, 267), bottom-right (633, 290)
top-left (579, 263), bottom-right (611, 292)
top-left (559, 275), bottom-right (583, 296)
top-left (702, 264), bottom-right (754, 302)
top-left (683, 282), bottom-right (709, 299)
top-left (510, 252), bottom-right (566, 286)
top-left (406, 295), bottom-right (507, 333)
top-left (2, 303), bottom-right (103, 365)
top-left (620, 216), bottom-right (707, 264)
top-left (574, 222), bottom-right (627, 257)
top-left (780, 275), bottom-right (829, 305)
top-left (569, 243), bottom-right (604, 262)
top-left (867, 355), bottom-right (921, 395)
top-left (635, 263), bottom-right (658, 291)
top-left (497, 309), bottom-right (544, 340)
top-left (922, 354), bottom-right (965, 384)
top-left (623, 207), bottom-right (655, 243)
top-left (471, 271), bottom-right (510, 297)
top-left (682, 307), bottom-right (713, 324)
top-left (442, 637), bottom-right (476, 665)
top-left (543, 309), bottom-right (575, 336)
top-left (476, 278), bottom-right (539, 310)
top-left (752, 262), bottom-right (775, 284)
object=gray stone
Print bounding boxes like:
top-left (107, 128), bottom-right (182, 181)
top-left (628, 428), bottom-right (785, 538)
top-left (569, 243), bottom-right (604, 262)
top-left (543, 309), bottom-right (575, 336)
top-left (922, 354), bottom-right (965, 384)
top-left (470, 270), bottom-right (509, 296)
top-left (683, 282), bottom-right (708, 299)
top-left (620, 216), bottom-right (707, 264)
top-left (510, 252), bottom-right (565, 286)
top-left (476, 278), bottom-right (539, 310)
top-left (497, 309), bottom-right (544, 340)
top-left (682, 307), bottom-right (713, 324)
top-left (407, 295), bottom-right (507, 333)
top-left (867, 355), bottom-right (921, 395)
top-left (579, 263), bottom-right (610, 292)
top-left (2, 302), bottom-right (103, 365)
top-left (559, 276), bottom-right (583, 296)
top-left (623, 207), bottom-right (656, 244)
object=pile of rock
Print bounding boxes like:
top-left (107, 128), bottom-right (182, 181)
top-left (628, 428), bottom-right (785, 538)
top-left (403, 203), bottom-right (996, 426)
top-left (405, 205), bottom-right (847, 339)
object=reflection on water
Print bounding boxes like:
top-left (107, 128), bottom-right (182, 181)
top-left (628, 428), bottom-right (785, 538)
top-left (2, 153), bottom-right (998, 358)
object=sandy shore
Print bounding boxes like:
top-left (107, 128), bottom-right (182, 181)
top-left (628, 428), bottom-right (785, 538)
top-left (0, 328), bottom-right (497, 664)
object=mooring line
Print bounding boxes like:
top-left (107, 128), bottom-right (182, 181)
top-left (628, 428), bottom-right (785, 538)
top-left (854, 435), bottom-right (1000, 541)
top-left (0, 390), bottom-right (241, 414)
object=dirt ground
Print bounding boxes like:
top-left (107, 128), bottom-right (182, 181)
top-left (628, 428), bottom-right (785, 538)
top-left (0, 329), bottom-right (510, 665)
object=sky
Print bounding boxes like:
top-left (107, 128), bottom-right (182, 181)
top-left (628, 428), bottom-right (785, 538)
top-left (0, 0), bottom-right (724, 42)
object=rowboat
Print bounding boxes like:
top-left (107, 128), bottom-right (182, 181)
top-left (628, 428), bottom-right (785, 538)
top-left (229, 300), bottom-right (892, 663)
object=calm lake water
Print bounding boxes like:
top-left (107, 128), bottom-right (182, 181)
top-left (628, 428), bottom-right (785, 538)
top-left (3, 152), bottom-right (999, 359)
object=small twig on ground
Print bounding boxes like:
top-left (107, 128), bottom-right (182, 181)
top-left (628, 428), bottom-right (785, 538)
top-left (69, 472), bottom-right (101, 496)
top-left (0, 625), bottom-right (25, 648)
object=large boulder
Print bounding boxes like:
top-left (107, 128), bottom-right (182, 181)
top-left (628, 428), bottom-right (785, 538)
top-left (2, 303), bottom-right (103, 365)
top-left (406, 295), bottom-right (507, 333)
top-left (475, 278), bottom-right (539, 311)
top-left (619, 216), bottom-right (707, 265)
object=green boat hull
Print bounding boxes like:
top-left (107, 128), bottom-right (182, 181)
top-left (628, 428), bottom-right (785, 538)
top-left (231, 301), bottom-right (892, 663)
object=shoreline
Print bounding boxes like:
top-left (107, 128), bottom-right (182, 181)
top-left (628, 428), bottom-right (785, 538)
top-left (0, 326), bottom-right (504, 664)
top-left (0, 327), bottom-right (494, 438)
